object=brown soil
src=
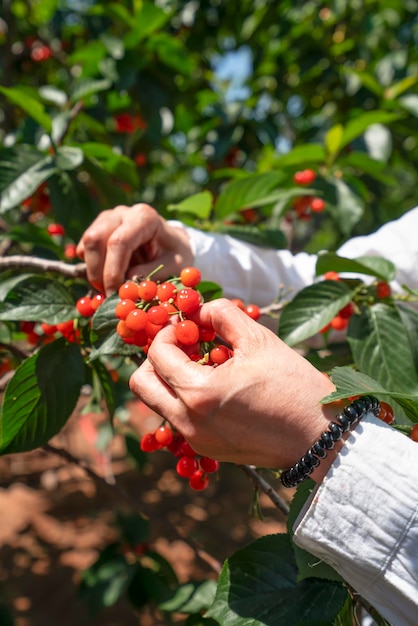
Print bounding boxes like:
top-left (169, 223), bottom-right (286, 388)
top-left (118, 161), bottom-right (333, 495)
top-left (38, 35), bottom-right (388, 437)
top-left (0, 398), bottom-right (290, 626)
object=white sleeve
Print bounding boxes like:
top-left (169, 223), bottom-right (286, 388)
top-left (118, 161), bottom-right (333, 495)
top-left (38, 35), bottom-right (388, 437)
top-left (170, 205), bottom-right (418, 305)
top-left (292, 415), bottom-right (418, 626)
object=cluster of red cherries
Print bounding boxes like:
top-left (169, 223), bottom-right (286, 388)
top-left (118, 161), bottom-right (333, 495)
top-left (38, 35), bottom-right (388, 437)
top-left (113, 266), bottom-right (261, 490)
top-left (292, 169), bottom-right (326, 220)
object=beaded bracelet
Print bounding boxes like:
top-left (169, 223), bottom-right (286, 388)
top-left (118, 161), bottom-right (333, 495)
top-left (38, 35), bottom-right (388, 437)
top-left (280, 395), bottom-right (380, 488)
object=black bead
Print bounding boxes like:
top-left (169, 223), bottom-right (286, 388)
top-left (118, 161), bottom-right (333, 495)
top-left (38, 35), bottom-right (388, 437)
top-left (329, 421), bottom-right (343, 441)
top-left (312, 440), bottom-right (327, 458)
top-left (343, 404), bottom-right (361, 422)
top-left (336, 413), bottom-right (351, 432)
top-left (304, 451), bottom-right (320, 468)
top-left (320, 431), bottom-right (335, 450)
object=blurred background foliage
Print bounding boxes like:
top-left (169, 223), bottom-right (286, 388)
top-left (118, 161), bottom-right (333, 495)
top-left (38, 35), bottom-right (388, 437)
top-left (0, 0), bottom-right (417, 252)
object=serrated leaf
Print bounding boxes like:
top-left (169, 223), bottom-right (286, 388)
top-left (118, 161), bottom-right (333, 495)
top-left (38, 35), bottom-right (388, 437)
top-left (0, 275), bottom-right (76, 324)
top-left (347, 304), bottom-right (418, 393)
top-left (316, 252), bottom-right (396, 282)
top-left (89, 293), bottom-right (143, 360)
top-left (321, 367), bottom-right (418, 422)
top-left (0, 86), bottom-right (52, 133)
top-left (214, 172), bottom-right (284, 219)
top-left (278, 281), bottom-right (354, 347)
top-left (206, 534), bottom-right (347, 626)
top-left (0, 146), bottom-right (57, 212)
top-left (326, 178), bottom-right (364, 237)
top-left (0, 339), bottom-right (85, 454)
top-left (167, 191), bottom-right (213, 219)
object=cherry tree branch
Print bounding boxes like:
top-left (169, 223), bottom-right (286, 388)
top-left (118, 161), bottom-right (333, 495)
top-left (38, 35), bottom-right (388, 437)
top-left (0, 255), bottom-right (87, 278)
top-left (238, 464), bottom-right (289, 516)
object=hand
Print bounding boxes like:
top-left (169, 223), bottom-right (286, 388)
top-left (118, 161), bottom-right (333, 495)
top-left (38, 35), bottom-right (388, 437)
top-left (129, 298), bottom-right (338, 471)
top-left (76, 203), bottom-right (193, 295)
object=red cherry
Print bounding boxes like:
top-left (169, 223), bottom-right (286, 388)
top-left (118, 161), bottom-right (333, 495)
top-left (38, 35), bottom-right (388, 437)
top-left (330, 315), bottom-right (348, 331)
top-left (140, 433), bottom-right (161, 452)
top-left (176, 456), bottom-right (199, 478)
top-left (178, 441), bottom-right (197, 457)
top-left (137, 280), bottom-right (158, 302)
top-left (189, 470), bottom-right (209, 491)
top-left (339, 302), bottom-right (355, 319)
top-left (125, 309), bottom-right (148, 331)
top-left (118, 281), bottom-right (139, 301)
top-left (376, 281), bottom-right (391, 299)
top-left (157, 282), bottom-right (177, 302)
top-left (175, 288), bottom-right (201, 315)
top-left (115, 299), bottom-right (136, 320)
top-left (147, 305), bottom-right (169, 326)
top-left (76, 296), bottom-right (95, 317)
top-left (323, 271), bottom-right (340, 281)
top-left (293, 169), bottom-right (316, 185)
top-left (180, 266), bottom-right (202, 288)
top-left (64, 243), bottom-right (77, 259)
top-left (310, 197), bottom-right (325, 213)
top-left (41, 322), bottom-right (57, 335)
top-left (209, 345), bottom-right (232, 365)
top-left (199, 456), bottom-right (220, 473)
top-left (378, 402), bottom-right (395, 425)
top-left (175, 320), bottom-right (200, 345)
top-left (47, 223), bottom-right (65, 236)
top-left (154, 424), bottom-right (174, 446)
top-left (245, 304), bottom-right (261, 320)
top-left (410, 424), bottom-right (418, 442)
top-left (91, 293), bottom-right (105, 310)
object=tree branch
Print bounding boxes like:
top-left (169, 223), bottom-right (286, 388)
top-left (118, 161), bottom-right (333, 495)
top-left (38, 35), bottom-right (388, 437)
top-left (0, 255), bottom-right (87, 278)
top-left (238, 464), bottom-right (289, 516)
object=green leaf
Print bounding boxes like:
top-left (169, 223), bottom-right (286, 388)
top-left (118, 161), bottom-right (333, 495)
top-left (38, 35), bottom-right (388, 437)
top-left (287, 481), bottom-right (342, 583)
top-left (274, 144), bottom-right (326, 168)
top-left (89, 293), bottom-right (143, 360)
top-left (339, 111), bottom-right (403, 150)
top-left (0, 146), bottom-right (57, 212)
top-left (347, 304), bottom-right (418, 393)
top-left (206, 534), bottom-right (347, 625)
top-left (0, 275), bottom-right (76, 324)
top-left (0, 339), bottom-right (85, 454)
top-left (167, 191), bottom-right (213, 219)
top-left (216, 224), bottom-right (287, 249)
top-left (321, 367), bottom-right (418, 423)
top-left (0, 86), bottom-right (52, 133)
top-left (81, 143), bottom-right (139, 186)
top-left (214, 172), bottom-right (284, 220)
top-left (340, 152), bottom-right (397, 185)
top-left (125, 2), bottom-right (171, 47)
top-left (278, 281), bottom-right (354, 347)
top-left (384, 74), bottom-right (418, 100)
top-left (70, 78), bottom-right (113, 103)
top-left (90, 359), bottom-right (116, 420)
top-left (159, 580), bottom-right (217, 613)
top-left (55, 146), bottom-right (84, 171)
top-left (79, 544), bottom-right (137, 615)
top-left (316, 252), bottom-right (396, 282)
top-left (325, 124), bottom-right (344, 158)
top-left (326, 178), bottom-right (364, 237)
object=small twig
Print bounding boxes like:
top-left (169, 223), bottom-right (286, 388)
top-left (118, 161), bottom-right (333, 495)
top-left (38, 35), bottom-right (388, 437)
top-left (0, 255), bottom-right (87, 278)
top-left (42, 442), bottom-right (222, 574)
top-left (238, 464), bottom-right (289, 517)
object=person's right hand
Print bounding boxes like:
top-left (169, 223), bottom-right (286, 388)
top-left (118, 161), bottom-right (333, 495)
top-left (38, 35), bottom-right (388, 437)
top-left (130, 298), bottom-right (339, 473)
top-left (76, 203), bottom-right (193, 296)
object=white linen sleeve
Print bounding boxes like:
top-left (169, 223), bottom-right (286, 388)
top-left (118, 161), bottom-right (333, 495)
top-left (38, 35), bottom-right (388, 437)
top-left (169, 205), bottom-right (418, 305)
top-left (292, 415), bottom-right (418, 626)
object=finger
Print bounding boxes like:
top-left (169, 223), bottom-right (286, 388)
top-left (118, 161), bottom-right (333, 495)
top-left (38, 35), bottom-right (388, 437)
top-left (102, 204), bottom-right (163, 294)
top-left (190, 298), bottom-right (265, 351)
top-left (77, 209), bottom-right (124, 294)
